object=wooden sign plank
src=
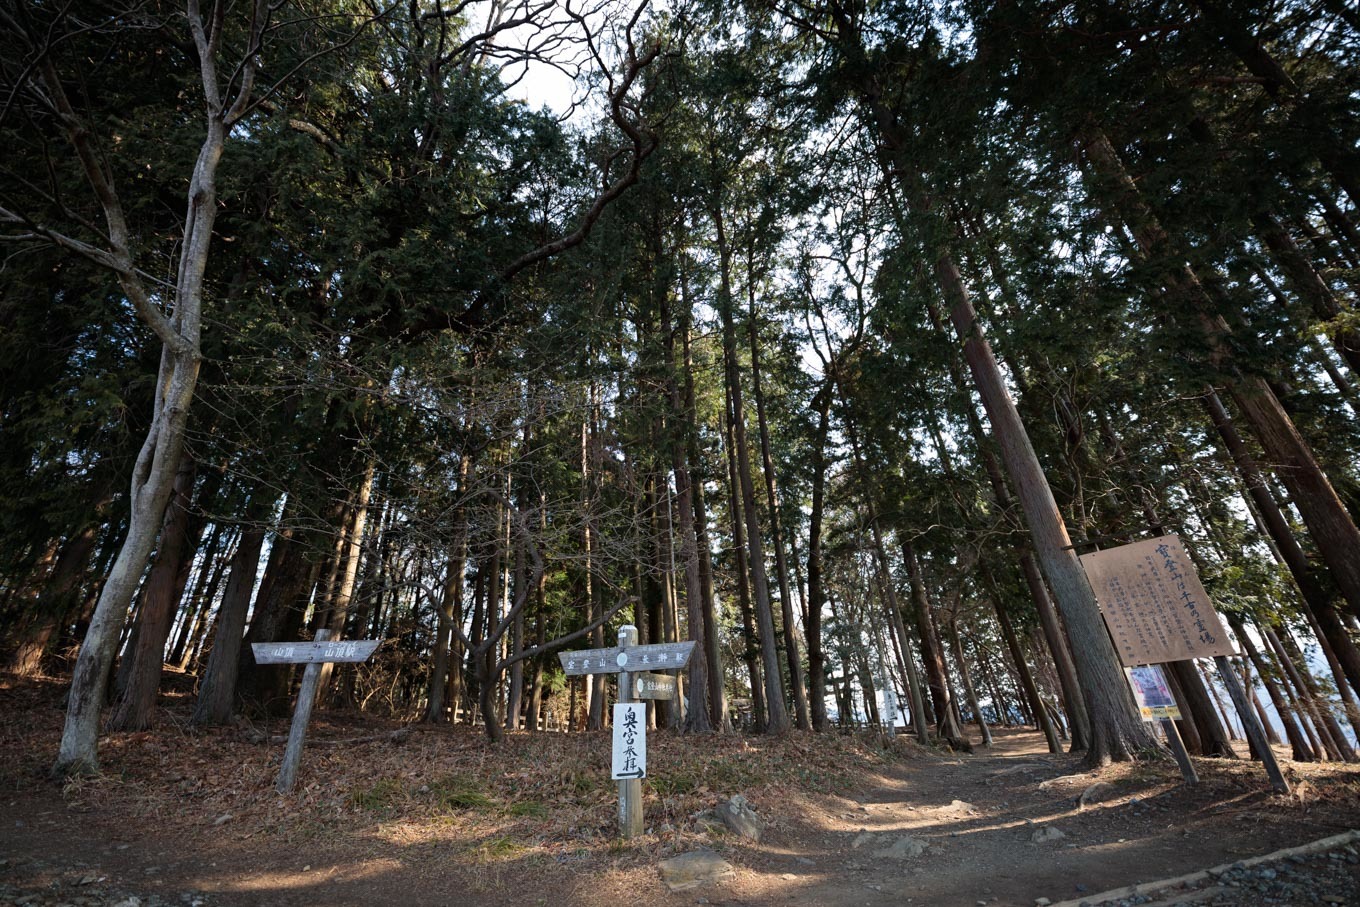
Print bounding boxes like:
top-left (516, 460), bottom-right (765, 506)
top-left (557, 641), bottom-right (695, 676)
top-left (634, 672), bottom-right (676, 700)
top-left (1080, 535), bottom-right (1235, 666)
top-left (252, 639), bottom-right (381, 665)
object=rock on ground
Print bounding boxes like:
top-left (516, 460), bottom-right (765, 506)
top-left (1031, 826), bottom-right (1066, 844)
top-left (658, 850), bottom-right (736, 892)
top-left (716, 794), bottom-right (765, 842)
top-left (871, 836), bottom-right (929, 861)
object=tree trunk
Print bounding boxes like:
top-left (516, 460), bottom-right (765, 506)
top-left (1266, 625), bottom-right (1355, 761)
top-left (192, 515), bottom-right (267, 726)
top-left (747, 284), bottom-right (811, 730)
top-left (992, 593), bottom-right (1061, 753)
top-left (714, 208), bottom-right (789, 734)
top-left (901, 540), bottom-right (966, 745)
top-left (805, 384), bottom-right (833, 731)
top-left (427, 452), bottom-right (470, 723)
top-left (677, 279), bottom-right (728, 729)
top-left (868, 524), bottom-right (930, 745)
top-left (1192, 0), bottom-right (1360, 207)
top-left (1165, 659), bottom-right (1236, 758)
top-left (1253, 212), bottom-right (1360, 376)
top-left (1204, 388), bottom-right (1360, 698)
top-left (1229, 614), bottom-right (1315, 761)
top-left (950, 621), bottom-right (993, 745)
top-left (169, 521), bottom-right (231, 669)
top-left (237, 498), bottom-right (323, 715)
top-left (1081, 126), bottom-right (1360, 621)
top-left (5, 520), bottom-right (100, 676)
top-left (725, 413), bottom-right (766, 732)
top-left (661, 281), bottom-right (712, 732)
top-left (942, 254), bottom-right (1153, 762)
top-left (107, 455), bottom-right (200, 732)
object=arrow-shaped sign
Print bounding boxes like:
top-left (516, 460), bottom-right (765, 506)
top-left (558, 641), bottom-right (695, 676)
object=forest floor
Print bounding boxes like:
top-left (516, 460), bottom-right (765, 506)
top-left (2, 673), bottom-right (1359, 907)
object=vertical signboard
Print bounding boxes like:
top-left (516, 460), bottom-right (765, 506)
top-left (1126, 665), bottom-right (1182, 721)
top-left (612, 702), bottom-right (647, 780)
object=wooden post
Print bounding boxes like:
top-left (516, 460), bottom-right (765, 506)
top-left (1214, 654), bottom-right (1290, 793)
top-left (276, 629), bottom-right (331, 794)
top-left (617, 625), bottom-right (644, 838)
top-left (1158, 718), bottom-right (1199, 785)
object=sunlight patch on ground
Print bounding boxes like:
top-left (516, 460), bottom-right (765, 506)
top-left (211, 858), bottom-right (401, 892)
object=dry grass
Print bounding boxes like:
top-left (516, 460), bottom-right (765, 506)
top-left (0, 673), bottom-right (920, 866)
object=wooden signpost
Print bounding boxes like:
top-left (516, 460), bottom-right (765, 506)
top-left (251, 630), bottom-right (381, 793)
top-left (1082, 535), bottom-right (1289, 793)
top-left (558, 628), bottom-right (693, 837)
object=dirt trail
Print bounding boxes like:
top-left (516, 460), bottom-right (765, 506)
top-left (667, 728), bottom-right (1358, 907)
top-left (3, 724), bottom-right (1357, 907)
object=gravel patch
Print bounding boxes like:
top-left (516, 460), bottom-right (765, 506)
top-left (1067, 841), bottom-right (1360, 907)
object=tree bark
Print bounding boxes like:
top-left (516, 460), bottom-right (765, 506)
top-left (942, 254), bottom-right (1153, 762)
top-left (1204, 388), bottom-right (1360, 698)
top-left (714, 207), bottom-right (789, 734)
top-left (107, 455), bottom-right (200, 732)
top-left (5, 520), bottom-right (100, 676)
top-left (950, 621), bottom-right (993, 745)
top-left (747, 284), bottom-right (811, 730)
top-left (1081, 126), bottom-right (1360, 621)
top-left (901, 540), bottom-right (966, 745)
top-left (992, 591), bottom-right (1061, 753)
top-left (427, 451), bottom-right (471, 723)
top-left (677, 276), bottom-right (728, 730)
top-left (1253, 212), bottom-right (1360, 376)
top-left (805, 384), bottom-right (833, 731)
top-left (1165, 659), bottom-right (1236, 758)
top-left (52, 0), bottom-right (270, 776)
top-left (192, 514), bottom-right (267, 726)
top-left (1229, 614), bottom-right (1315, 761)
top-left (663, 283), bottom-right (712, 733)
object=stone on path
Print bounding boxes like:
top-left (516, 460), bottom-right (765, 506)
top-left (659, 851), bottom-right (736, 892)
top-left (717, 794), bottom-right (765, 842)
top-left (1078, 781), bottom-right (1116, 809)
top-left (1030, 826), bottom-right (1066, 844)
top-left (871, 835), bottom-right (929, 861)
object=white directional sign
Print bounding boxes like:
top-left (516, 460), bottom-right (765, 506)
top-left (558, 641), bottom-right (695, 676)
top-left (249, 632), bottom-right (382, 794)
top-left (612, 702), bottom-right (647, 780)
top-left (251, 639), bottom-right (381, 665)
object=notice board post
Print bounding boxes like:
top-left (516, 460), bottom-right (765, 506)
top-left (1127, 664), bottom-right (1198, 785)
top-left (1082, 535), bottom-right (1288, 793)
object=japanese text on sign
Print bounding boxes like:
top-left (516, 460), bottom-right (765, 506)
top-left (611, 703), bottom-right (647, 780)
top-left (1081, 535), bottom-right (1236, 666)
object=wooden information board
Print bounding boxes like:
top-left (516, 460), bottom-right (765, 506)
top-left (1080, 535), bottom-right (1236, 666)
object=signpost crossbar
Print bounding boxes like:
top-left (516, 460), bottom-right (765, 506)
top-left (557, 641), bottom-right (695, 676)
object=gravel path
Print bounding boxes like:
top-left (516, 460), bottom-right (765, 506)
top-left (1055, 842), bottom-right (1360, 907)
top-left (0, 856), bottom-right (211, 907)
